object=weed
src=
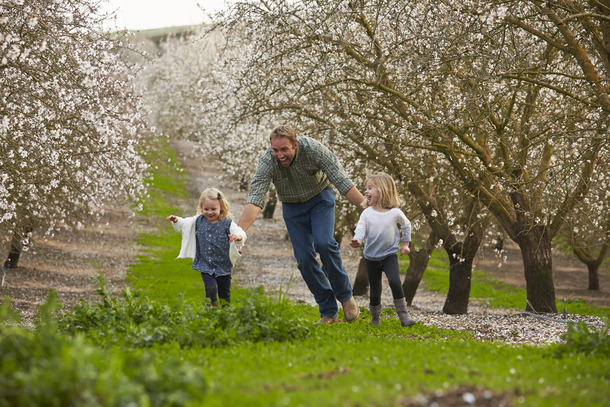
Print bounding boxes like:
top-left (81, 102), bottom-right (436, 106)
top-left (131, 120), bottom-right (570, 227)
top-left (0, 292), bottom-right (206, 406)
top-left (555, 319), bottom-right (610, 358)
top-left (59, 278), bottom-right (312, 348)
top-left (278, 270), bottom-right (297, 303)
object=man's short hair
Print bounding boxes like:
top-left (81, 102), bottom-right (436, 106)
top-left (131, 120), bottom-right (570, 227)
top-left (270, 125), bottom-right (297, 145)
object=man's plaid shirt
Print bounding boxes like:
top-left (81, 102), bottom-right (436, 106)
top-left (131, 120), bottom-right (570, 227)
top-left (246, 136), bottom-right (354, 208)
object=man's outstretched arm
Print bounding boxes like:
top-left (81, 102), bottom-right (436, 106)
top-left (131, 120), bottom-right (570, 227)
top-left (237, 203), bottom-right (262, 232)
top-left (344, 186), bottom-right (365, 211)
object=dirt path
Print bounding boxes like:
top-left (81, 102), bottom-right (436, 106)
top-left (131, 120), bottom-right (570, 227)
top-left (2, 139), bottom-right (607, 343)
top-left (0, 205), bottom-right (134, 326)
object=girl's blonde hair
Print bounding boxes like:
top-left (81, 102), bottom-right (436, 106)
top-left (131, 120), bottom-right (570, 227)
top-left (363, 173), bottom-right (402, 209)
top-left (197, 188), bottom-right (233, 220)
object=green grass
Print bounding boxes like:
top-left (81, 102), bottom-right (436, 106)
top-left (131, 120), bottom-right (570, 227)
top-left (119, 148), bottom-right (609, 406)
top-left (3, 143), bottom-right (609, 406)
top-left (128, 145), bottom-right (202, 301)
top-left (131, 147), bottom-right (610, 406)
top-left (193, 338), bottom-right (608, 407)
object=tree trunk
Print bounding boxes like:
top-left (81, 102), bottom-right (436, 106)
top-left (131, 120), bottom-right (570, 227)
top-left (516, 226), bottom-right (557, 313)
top-left (262, 190), bottom-right (277, 219)
top-left (571, 239), bottom-right (607, 292)
top-left (402, 252), bottom-right (428, 306)
top-left (587, 262), bottom-right (600, 291)
top-left (442, 248), bottom-right (473, 315)
top-left (352, 257), bottom-right (369, 296)
top-left (441, 215), bottom-right (484, 315)
top-left (4, 230), bottom-right (27, 269)
top-left (406, 183), bottom-right (487, 314)
top-left (403, 231), bottom-right (439, 305)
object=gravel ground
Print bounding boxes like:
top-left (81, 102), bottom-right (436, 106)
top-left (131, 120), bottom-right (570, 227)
top-left (227, 188), bottom-right (605, 346)
top-left (1, 139), bottom-right (606, 346)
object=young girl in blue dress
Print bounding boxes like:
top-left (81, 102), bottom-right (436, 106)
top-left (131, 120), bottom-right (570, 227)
top-left (167, 188), bottom-right (246, 305)
top-left (350, 173), bottom-right (416, 327)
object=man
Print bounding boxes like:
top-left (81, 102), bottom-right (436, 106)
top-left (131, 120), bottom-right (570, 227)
top-left (238, 125), bottom-right (365, 325)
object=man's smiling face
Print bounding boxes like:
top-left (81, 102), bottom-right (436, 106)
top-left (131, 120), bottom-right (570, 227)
top-left (271, 136), bottom-right (298, 167)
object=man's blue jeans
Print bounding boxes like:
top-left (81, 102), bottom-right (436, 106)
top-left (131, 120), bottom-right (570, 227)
top-left (282, 189), bottom-right (353, 318)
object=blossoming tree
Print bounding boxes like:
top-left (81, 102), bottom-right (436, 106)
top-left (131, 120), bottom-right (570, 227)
top-left (136, 0), bottom-right (609, 313)
top-left (0, 0), bottom-right (149, 266)
top-left (201, 0), bottom-right (609, 313)
top-left (201, 7), bottom-right (494, 314)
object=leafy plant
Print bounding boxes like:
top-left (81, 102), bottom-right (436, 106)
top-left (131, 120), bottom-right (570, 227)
top-left (0, 292), bottom-right (206, 407)
top-left (0, 296), bottom-right (21, 325)
top-left (59, 277), bottom-right (312, 348)
top-left (555, 319), bottom-right (610, 358)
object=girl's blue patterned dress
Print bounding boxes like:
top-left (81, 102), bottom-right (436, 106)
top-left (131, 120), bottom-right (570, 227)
top-left (192, 216), bottom-right (233, 276)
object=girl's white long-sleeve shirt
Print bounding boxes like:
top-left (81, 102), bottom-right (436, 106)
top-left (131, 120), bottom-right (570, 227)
top-left (353, 207), bottom-right (411, 261)
top-left (172, 215), bottom-right (246, 266)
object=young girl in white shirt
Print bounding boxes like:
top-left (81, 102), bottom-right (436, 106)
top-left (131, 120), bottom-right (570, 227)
top-left (350, 173), bottom-right (416, 327)
top-left (167, 188), bottom-right (246, 306)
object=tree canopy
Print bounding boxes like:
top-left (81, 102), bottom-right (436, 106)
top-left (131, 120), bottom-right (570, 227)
top-left (0, 0), bottom-right (149, 253)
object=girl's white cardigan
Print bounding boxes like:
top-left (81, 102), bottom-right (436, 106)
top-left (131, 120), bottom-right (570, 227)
top-left (172, 215), bottom-right (247, 266)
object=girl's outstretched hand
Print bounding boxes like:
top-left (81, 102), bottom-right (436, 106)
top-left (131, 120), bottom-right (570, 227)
top-left (166, 215), bottom-right (178, 223)
top-left (349, 238), bottom-right (361, 248)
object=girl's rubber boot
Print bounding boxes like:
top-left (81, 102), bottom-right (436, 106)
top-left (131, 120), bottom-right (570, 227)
top-left (370, 304), bottom-right (382, 327)
top-left (394, 297), bottom-right (416, 327)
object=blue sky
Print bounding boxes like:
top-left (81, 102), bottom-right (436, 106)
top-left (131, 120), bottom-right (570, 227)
top-left (101, 0), bottom-right (234, 31)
